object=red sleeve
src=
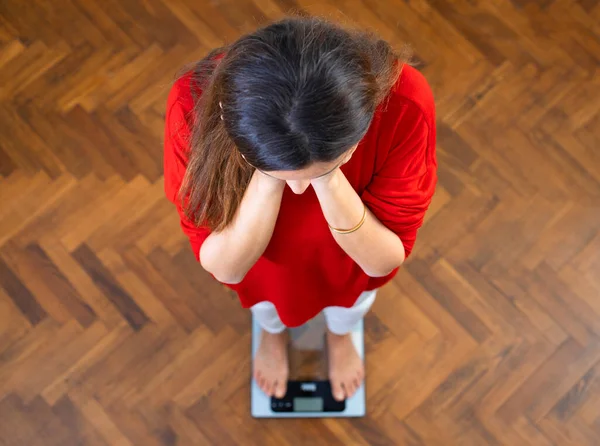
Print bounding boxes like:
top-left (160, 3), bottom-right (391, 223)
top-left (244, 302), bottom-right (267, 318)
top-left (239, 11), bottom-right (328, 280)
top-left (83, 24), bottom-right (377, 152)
top-left (361, 101), bottom-right (437, 259)
top-left (164, 76), bottom-right (211, 261)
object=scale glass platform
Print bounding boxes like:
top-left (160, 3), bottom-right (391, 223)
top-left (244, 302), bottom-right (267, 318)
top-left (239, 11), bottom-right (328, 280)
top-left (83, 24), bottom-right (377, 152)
top-left (251, 312), bottom-right (365, 418)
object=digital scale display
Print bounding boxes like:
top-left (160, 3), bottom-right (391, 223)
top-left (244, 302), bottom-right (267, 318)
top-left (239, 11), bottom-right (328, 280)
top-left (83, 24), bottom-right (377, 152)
top-left (271, 381), bottom-right (345, 413)
top-left (293, 397), bottom-right (324, 412)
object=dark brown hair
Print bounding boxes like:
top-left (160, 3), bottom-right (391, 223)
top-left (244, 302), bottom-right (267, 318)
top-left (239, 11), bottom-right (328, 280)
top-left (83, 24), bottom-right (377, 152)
top-left (179, 17), bottom-right (408, 231)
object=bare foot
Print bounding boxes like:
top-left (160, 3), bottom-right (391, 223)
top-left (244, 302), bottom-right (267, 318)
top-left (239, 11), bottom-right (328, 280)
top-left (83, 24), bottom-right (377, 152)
top-left (253, 329), bottom-right (289, 398)
top-left (326, 331), bottom-right (364, 401)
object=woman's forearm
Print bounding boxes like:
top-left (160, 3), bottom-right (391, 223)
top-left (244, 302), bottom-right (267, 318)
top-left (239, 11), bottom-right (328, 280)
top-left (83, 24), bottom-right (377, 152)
top-left (312, 170), bottom-right (405, 277)
top-left (200, 170), bottom-right (284, 283)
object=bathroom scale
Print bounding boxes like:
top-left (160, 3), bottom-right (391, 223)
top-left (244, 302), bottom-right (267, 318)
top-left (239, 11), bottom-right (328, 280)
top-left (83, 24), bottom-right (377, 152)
top-left (251, 312), bottom-right (366, 418)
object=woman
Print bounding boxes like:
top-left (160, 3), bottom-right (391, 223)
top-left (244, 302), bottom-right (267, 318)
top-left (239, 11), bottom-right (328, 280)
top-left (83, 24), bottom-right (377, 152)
top-left (164, 17), bottom-right (436, 402)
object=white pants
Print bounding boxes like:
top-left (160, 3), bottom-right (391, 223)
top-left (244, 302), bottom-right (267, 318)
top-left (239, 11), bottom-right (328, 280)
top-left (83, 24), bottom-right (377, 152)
top-left (251, 290), bottom-right (377, 335)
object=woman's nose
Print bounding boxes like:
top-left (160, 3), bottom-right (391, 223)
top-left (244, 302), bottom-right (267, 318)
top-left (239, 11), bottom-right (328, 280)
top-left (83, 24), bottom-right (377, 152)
top-left (287, 180), bottom-right (311, 194)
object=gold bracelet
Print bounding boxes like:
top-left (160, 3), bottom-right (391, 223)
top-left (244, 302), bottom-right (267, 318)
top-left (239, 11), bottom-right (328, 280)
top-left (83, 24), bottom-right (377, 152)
top-left (328, 204), bottom-right (367, 235)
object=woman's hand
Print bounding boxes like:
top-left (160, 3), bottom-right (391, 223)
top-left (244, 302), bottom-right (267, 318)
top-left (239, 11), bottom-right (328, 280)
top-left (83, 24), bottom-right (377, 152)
top-left (255, 169), bottom-right (286, 194)
top-left (200, 168), bottom-right (286, 284)
top-left (310, 167), bottom-right (342, 191)
top-left (311, 168), bottom-right (361, 230)
top-left (310, 147), bottom-right (354, 191)
top-left (311, 167), bottom-right (405, 277)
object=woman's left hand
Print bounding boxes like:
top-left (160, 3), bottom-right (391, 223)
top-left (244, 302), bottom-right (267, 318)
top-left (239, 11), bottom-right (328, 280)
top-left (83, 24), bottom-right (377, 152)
top-left (310, 167), bottom-right (342, 191)
top-left (311, 147), bottom-right (354, 191)
top-left (310, 165), bottom-right (405, 277)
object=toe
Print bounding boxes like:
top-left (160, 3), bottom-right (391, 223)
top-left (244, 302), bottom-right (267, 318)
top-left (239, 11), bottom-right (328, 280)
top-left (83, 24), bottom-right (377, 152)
top-left (259, 377), bottom-right (269, 395)
top-left (266, 376), bottom-right (277, 397)
top-left (357, 367), bottom-right (364, 382)
top-left (344, 380), bottom-right (356, 399)
top-left (331, 378), bottom-right (345, 401)
top-left (274, 379), bottom-right (287, 399)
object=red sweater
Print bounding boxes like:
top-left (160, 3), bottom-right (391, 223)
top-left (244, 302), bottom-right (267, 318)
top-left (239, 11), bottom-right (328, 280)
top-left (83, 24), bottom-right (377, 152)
top-left (164, 65), bottom-right (437, 327)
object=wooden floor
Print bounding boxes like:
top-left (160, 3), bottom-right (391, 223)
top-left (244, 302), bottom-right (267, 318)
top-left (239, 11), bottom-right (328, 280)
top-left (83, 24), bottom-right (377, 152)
top-left (1, 0), bottom-right (599, 445)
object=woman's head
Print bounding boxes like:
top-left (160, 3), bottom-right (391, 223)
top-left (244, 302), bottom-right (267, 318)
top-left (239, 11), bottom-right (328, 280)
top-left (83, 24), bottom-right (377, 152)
top-left (181, 17), bottom-right (406, 230)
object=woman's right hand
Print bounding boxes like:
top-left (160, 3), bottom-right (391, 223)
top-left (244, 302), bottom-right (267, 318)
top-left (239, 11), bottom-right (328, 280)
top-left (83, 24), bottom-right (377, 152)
top-left (254, 169), bottom-right (286, 195)
top-left (201, 168), bottom-right (285, 284)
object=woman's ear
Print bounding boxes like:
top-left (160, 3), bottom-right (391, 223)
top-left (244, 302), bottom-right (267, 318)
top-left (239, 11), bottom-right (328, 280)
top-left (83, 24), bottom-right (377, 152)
top-left (343, 145), bottom-right (358, 163)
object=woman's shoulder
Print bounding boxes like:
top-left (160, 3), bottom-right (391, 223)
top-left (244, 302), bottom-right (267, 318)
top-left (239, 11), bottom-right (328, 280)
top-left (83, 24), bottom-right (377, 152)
top-left (365, 64), bottom-right (436, 173)
top-left (167, 53), bottom-right (222, 116)
top-left (166, 72), bottom-right (196, 117)
top-left (164, 71), bottom-right (200, 155)
top-left (386, 64), bottom-right (435, 124)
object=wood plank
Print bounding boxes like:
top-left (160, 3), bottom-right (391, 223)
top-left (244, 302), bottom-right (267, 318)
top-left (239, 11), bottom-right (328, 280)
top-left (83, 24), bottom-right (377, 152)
top-left (0, 0), bottom-right (599, 443)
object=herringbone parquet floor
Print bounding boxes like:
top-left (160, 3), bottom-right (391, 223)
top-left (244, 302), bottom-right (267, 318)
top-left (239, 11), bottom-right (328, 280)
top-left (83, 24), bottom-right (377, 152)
top-left (1, 1), bottom-right (599, 445)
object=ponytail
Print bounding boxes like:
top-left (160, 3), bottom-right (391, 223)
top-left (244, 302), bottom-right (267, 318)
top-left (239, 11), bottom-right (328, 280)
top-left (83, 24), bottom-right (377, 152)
top-left (179, 48), bottom-right (254, 232)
